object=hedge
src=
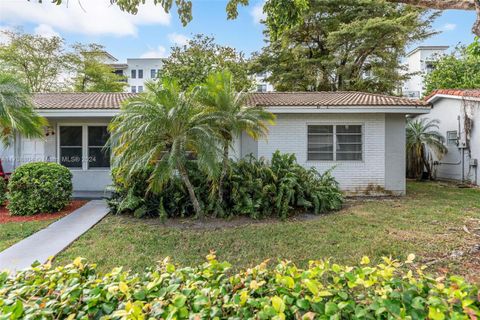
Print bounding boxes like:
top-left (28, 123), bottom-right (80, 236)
top-left (0, 255), bottom-right (478, 319)
top-left (109, 151), bottom-right (344, 219)
top-left (7, 162), bottom-right (73, 216)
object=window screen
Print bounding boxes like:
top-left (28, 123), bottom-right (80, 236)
top-left (88, 126), bottom-right (110, 168)
top-left (60, 126), bottom-right (82, 168)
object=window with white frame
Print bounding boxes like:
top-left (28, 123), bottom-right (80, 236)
top-left (131, 86), bottom-right (137, 93)
top-left (308, 124), bottom-right (362, 161)
top-left (131, 69), bottom-right (136, 79)
top-left (150, 69), bottom-right (157, 78)
top-left (138, 85), bottom-right (144, 93)
top-left (59, 125), bottom-right (110, 170)
top-left (60, 126), bottom-right (83, 168)
top-left (88, 126), bottom-right (110, 168)
top-left (138, 69), bottom-right (143, 79)
top-left (447, 130), bottom-right (458, 145)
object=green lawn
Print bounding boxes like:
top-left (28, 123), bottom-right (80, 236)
top-left (0, 220), bottom-right (52, 252)
top-left (55, 182), bottom-right (480, 279)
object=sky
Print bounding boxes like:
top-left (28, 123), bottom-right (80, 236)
top-left (0, 0), bottom-right (477, 61)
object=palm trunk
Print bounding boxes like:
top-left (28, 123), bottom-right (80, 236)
top-left (178, 164), bottom-right (203, 217)
top-left (218, 141), bottom-right (229, 202)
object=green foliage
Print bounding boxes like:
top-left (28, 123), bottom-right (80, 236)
top-left (109, 77), bottom-right (221, 217)
top-left (250, 0), bottom-right (437, 93)
top-left (7, 162), bottom-right (72, 216)
top-left (162, 34), bottom-right (254, 91)
top-left (0, 29), bottom-right (68, 92)
top-left (424, 39), bottom-right (480, 96)
top-left (70, 43), bottom-right (127, 92)
top-left (2, 254), bottom-right (480, 319)
top-left (0, 177), bottom-right (7, 205)
top-left (109, 151), bottom-right (343, 219)
top-left (0, 73), bottom-right (48, 146)
top-left (406, 118), bottom-right (447, 180)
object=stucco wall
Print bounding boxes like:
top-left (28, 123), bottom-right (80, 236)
top-left (252, 113), bottom-right (387, 192)
top-left (418, 97), bottom-right (479, 185)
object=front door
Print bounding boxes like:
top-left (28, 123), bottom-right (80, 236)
top-left (21, 138), bottom-right (45, 164)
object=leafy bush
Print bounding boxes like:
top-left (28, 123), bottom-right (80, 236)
top-left (7, 162), bottom-right (73, 216)
top-left (108, 151), bottom-right (343, 219)
top-left (0, 177), bottom-right (7, 205)
top-left (1, 255), bottom-right (479, 319)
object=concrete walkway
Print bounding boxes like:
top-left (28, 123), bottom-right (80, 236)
top-left (0, 200), bottom-right (109, 273)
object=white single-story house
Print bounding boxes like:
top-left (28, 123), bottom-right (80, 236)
top-left (0, 91), bottom-right (431, 195)
top-left (421, 89), bottom-right (479, 185)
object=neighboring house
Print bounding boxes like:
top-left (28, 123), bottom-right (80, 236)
top-left (110, 58), bottom-right (163, 93)
top-left (420, 89), bottom-right (480, 185)
top-left (254, 72), bottom-right (275, 92)
top-left (0, 91), bottom-right (430, 195)
top-left (401, 46), bottom-right (449, 99)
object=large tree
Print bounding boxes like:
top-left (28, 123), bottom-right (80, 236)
top-left (424, 39), bottom-right (480, 96)
top-left (161, 34), bottom-right (253, 91)
top-left (250, 0), bottom-right (437, 93)
top-left (0, 30), bottom-right (68, 92)
top-left (70, 43), bottom-right (127, 92)
top-left (34, 0), bottom-right (479, 36)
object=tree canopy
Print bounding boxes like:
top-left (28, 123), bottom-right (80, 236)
top-left (424, 39), bottom-right (480, 96)
top-left (34, 0), bottom-right (479, 36)
top-left (249, 0), bottom-right (437, 93)
top-left (0, 30), bottom-right (68, 92)
top-left (161, 34), bottom-right (253, 91)
top-left (70, 43), bottom-right (127, 93)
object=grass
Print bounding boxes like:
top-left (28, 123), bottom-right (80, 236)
top-left (0, 220), bottom-right (52, 252)
top-left (55, 181), bottom-right (480, 279)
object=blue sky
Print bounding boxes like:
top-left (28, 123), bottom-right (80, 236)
top-left (0, 0), bottom-right (476, 61)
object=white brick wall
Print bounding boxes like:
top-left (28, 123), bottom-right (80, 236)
top-left (256, 113), bottom-right (386, 191)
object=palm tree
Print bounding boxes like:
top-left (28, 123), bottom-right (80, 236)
top-left (406, 118), bottom-right (447, 180)
top-left (0, 73), bottom-right (47, 146)
top-left (108, 78), bottom-right (220, 217)
top-left (198, 71), bottom-right (275, 203)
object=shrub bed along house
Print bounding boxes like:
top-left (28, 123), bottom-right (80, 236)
top-left (108, 151), bottom-right (343, 219)
top-left (7, 162), bottom-right (73, 216)
top-left (0, 255), bottom-right (478, 319)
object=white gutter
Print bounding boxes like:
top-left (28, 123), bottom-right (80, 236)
top-left (264, 105), bottom-right (431, 114)
top-left (36, 109), bottom-right (120, 117)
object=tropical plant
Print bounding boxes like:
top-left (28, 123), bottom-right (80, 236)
top-left (108, 151), bottom-right (343, 219)
top-left (2, 254), bottom-right (480, 319)
top-left (198, 70), bottom-right (275, 207)
top-left (406, 118), bottom-right (447, 180)
top-left (424, 39), bottom-right (480, 96)
top-left (0, 73), bottom-right (47, 146)
top-left (7, 162), bottom-right (72, 216)
top-left (108, 78), bottom-right (220, 217)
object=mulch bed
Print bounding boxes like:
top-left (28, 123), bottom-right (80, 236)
top-left (0, 200), bottom-right (88, 224)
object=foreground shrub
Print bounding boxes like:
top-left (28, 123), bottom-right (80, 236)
top-left (0, 177), bottom-right (6, 205)
top-left (108, 151), bottom-right (343, 219)
top-left (7, 162), bottom-right (72, 216)
top-left (1, 255), bottom-right (479, 319)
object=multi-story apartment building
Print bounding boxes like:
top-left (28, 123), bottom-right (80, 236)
top-left (110, 57), bottom-right (163, 93)
top-left (401, 45), bottom-right (449, 99)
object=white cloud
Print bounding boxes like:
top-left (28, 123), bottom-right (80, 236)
top-left (34, 24), bottom-right (60, 38)
top-left (442, 23), bottom-right (457, 31)
top-left (168, 33), bottom-right (189, 46)
top-left (140, 45), bottom-right (168, 58)
top-left (0, 0), bottom-right (171, 36)
top-left (251, 2), bottom-right (266, 24)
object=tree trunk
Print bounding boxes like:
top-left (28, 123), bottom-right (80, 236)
top-left (218, 141), bottom-right (229, 203)
top-left (178, 164), bottom-right (203, 217)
